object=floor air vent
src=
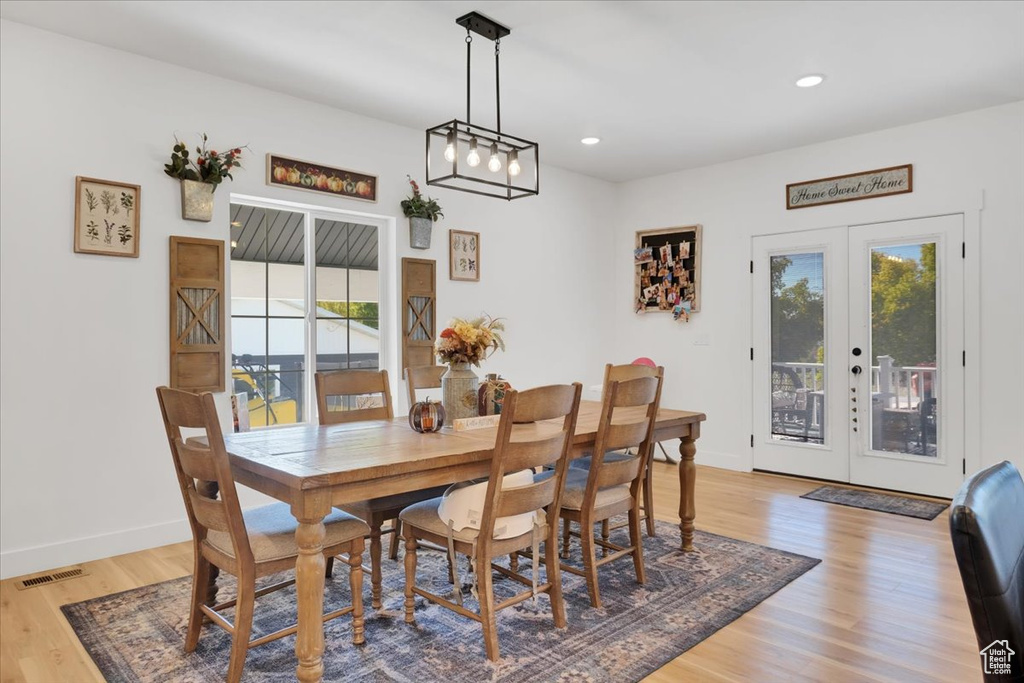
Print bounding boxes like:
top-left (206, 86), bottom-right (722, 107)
top-left (14, 566), bottom-right (88, 590)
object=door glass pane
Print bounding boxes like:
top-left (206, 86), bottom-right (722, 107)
top-left (770, 252), bottom-right (826, 445)
top-left (869, 243), bottom-right (938, 457)
top-left (315, 220), bottom-right (379, 373)
top-left (230, 204), bottom-right (305, 428)
top-left (265, 208), bottom-right (305, 315)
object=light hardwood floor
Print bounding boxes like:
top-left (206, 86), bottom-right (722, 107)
top-left (0, 462), bottom-right (981, 682)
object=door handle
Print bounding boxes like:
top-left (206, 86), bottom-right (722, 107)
top-left (851, 365), bottom-right (862, 375)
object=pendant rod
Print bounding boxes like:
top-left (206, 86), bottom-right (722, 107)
top-left (465, 30), bottom-right (472, 124)
top-left (495, 39), bottom-right (501, 135)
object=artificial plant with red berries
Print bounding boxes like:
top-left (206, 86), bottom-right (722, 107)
top-left (164, 133), bottom-right (247, 191)
top-left (400, 175), bottom-right (444, 221)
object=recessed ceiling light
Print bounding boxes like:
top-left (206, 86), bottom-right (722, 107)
top-left (795, 74), bottom-right (825, 88)
top-left (581, 137), bottom-right (601, 145)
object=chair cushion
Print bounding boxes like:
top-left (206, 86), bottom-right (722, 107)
top-left (535, 468), bottom-right (631, 511)
top-left (400, 497), bottom-right (547, 554)
top-left (205, 503), bottom-right (369, 564)
top-left (437, 470), bottom-right (537, 539)
top-left (569, 450), bottom-right (634, 470)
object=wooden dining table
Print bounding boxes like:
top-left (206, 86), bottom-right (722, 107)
top-left (221, 400), bottom-right (705, 683)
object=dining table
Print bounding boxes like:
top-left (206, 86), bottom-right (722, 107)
top-left (221, 399), bottom-right (706, 683)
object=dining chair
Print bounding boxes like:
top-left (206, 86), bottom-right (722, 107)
top-left (314, 369), bottom-right (448, 609)
top-left (404, 364), bottom-right (446, 408)
top-left (547, 373), bottom-right (663, 608)
top-left (573, 363), bottom-right (664, 541)
top-left (950, 461), bottom-right (1024, 681)
top-left (156, 386), bottom-right (368, 683)
top-left (400, 382), bottom-right (582, 661)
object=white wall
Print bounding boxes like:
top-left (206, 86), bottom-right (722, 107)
top-left (611, 102), bottom-right (1024, 474)
top-left (0, 20), bottom-right (616, 578)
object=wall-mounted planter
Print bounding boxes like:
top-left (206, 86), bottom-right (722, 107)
top-left (180, 179), bottom-right (214, 222)
top-left (409, 216), bottom-right (433, 249)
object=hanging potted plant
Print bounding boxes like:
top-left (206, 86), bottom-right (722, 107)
top-left (164, 134), bottom-right (246, 222)
top-left (401, 175), bottom-right (443, 249)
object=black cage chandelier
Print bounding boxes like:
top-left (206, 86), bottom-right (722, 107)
top-left (425, 12), bottom-right (539, 201)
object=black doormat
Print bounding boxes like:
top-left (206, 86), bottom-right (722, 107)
top-left (801, 485), bottom-right (949, 520)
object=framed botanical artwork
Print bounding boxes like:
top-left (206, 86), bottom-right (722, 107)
top-left (266, 153), bottom-right (377, 202)
top-left (449, 229), bottom-right (480, 282)
top-left (634, 224), bottom-right (702, 315)
top-left (74, 176), bottom-right (141, 257)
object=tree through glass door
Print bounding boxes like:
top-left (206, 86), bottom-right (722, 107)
top-left (868, 242), bottom-right (939, 458)
top-left (770, 252), bottom-right (826, 445)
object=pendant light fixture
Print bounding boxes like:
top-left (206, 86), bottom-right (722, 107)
top-left (425, 11), bottom-right (539, 201)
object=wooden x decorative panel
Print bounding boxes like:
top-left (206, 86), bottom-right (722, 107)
top-left (169, 236), bottom-right (225, 392)
top-left (401, 258), bottom-right (436, 372)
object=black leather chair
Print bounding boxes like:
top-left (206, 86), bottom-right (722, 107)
top-left (950, 461), bottom-right (1024, 682)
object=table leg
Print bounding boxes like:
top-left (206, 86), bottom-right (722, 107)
top-left (295, 512), bottom-right (327, 683)
top-left (678, 435), bottom-right (697, 552)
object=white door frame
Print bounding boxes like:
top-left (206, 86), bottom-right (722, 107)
top-left (749, 196), bottom-right (982, 487)
top-left (847, 214), bottom-right (965, 495)
top-left (751, 227), bottom-right (850, 482)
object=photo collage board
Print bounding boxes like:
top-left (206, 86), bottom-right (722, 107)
top-left (634, 225), bottom-right (702, 321)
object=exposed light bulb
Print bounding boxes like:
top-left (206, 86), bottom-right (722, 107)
top-left (487, 143), bottom-right (501, 172)
top-left (508, 149), bottom-right (521, 177)
top-left (466, 137), bottom-right (481, 167)
top-left (443, 130), bottom-right (456, 163)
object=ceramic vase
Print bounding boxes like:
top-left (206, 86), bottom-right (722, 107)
top-left (441, 362), bottom-right (479, 421)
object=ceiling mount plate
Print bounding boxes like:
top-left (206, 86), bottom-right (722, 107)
top-left (455, 11), bottom-right (510, 41)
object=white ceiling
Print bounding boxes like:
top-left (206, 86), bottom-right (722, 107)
top-left (3, 1), bottom-right (1022, 182)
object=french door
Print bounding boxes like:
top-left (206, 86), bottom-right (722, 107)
top-left (752, 215), bottom-right (965, 497)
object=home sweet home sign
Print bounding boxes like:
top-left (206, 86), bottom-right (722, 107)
top-left (786, 164), bottom-right (912, 210)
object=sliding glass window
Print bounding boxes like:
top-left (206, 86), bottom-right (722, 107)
top-left (229, 201), bottom-right (382, 427)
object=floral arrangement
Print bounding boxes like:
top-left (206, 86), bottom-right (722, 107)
top-left (164, 134), bottom-right (246, 191)
top-left (400, 175), bottom-right (443, 221)
top-left (435, 315), bottom-right (505, 366)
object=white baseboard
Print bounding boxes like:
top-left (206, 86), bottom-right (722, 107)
top-left (0, 518), bottom-right (192, 580)
top-left (653, 447), bottom-right (749, 473)
top-left (0, 490), bottom-right (279, 580)
top-left (696, 449), bottom-right (749, 472)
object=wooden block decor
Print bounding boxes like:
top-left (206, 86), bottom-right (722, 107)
top-left (170, 236), bottom-right (225, 392)
top-left (402, 258), bottom-right (436, 372)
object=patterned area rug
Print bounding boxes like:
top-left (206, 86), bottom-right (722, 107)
top-left (801, 485), bottom-right (949, 520)
top-left (62, 521), bottom-right (819, 682)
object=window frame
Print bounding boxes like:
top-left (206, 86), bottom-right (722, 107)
top-left (229, 193), bottom-right (395, 427)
